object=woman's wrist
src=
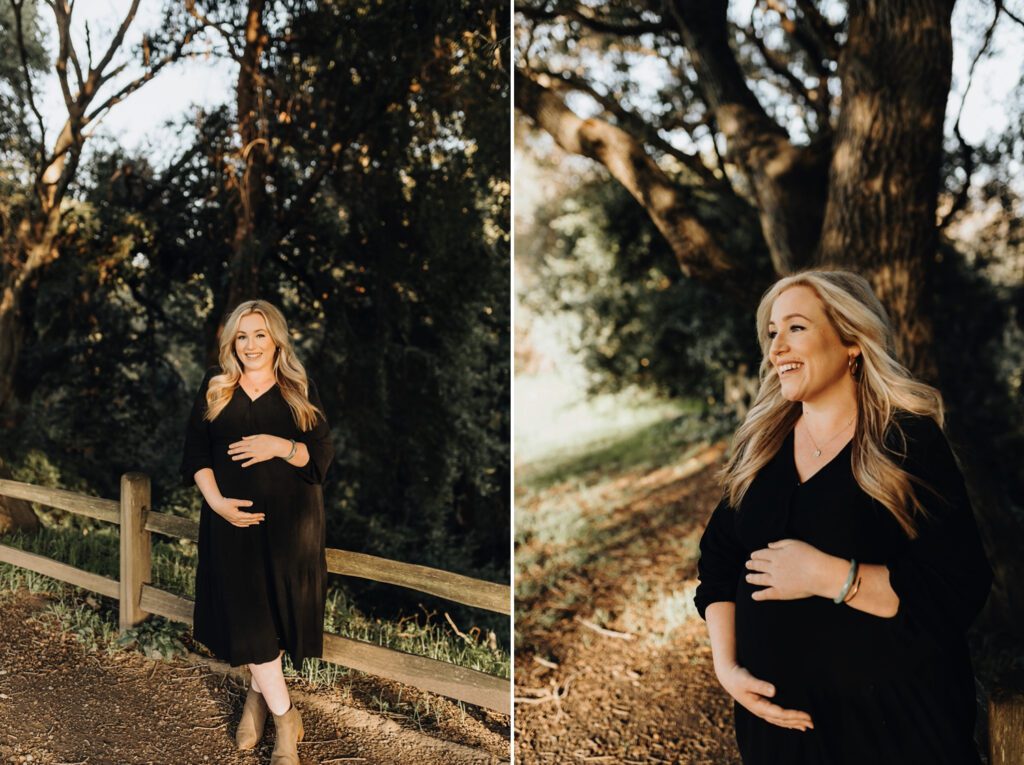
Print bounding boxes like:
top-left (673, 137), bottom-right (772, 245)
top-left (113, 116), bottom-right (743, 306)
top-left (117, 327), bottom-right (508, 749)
top-left (815, 553), bottom-right (853, 600)
top-left (276, 436), bottom-right (295, 460)
top-left (282, 437), bottom-right (298, 462)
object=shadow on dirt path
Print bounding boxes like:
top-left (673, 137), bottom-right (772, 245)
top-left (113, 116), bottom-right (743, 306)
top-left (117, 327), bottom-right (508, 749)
top-left (0, 590), bottom-right (507, 765)
top-left (515, 441), bottom-right (742, 764)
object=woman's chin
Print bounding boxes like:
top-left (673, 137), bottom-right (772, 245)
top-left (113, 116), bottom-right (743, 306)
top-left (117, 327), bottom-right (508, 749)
top-left (779, 386), bottom-right (803, 402)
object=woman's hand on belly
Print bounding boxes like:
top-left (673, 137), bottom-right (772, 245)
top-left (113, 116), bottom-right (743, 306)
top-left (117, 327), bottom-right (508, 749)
top-left (745, 538), bottom-right (840, 601)
top-left (210, 496), bottom-right (265, 528)
top-left (228, 434), bottom-right (291, 468)
top-left (718, 663), bottom-right (814, 732)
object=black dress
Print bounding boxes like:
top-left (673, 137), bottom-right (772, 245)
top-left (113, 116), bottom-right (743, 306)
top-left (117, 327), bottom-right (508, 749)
top-left (179, 368), bottom-right (335, 668)
top-left (694, 413), bottom-right (992, 765)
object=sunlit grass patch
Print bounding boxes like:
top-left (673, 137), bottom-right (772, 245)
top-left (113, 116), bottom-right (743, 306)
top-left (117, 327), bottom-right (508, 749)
top-left (518, 408), bottom-right (707, 495)
top-left (645, 583), bottom-right (699, 645)
top-left (0, 523), bottom-right (509, 686)
top-left (321, 588), bottom-right (510, 679)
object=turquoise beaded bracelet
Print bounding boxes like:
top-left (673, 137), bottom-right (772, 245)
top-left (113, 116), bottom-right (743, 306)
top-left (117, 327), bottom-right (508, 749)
top-left (833, 558), bottom-right (858, 604)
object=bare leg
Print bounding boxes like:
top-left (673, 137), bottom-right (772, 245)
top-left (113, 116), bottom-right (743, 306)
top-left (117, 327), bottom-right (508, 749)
top-left (248, 651), bottom-right (290, 715)
top-left (250, 673), bottom-right (262, 693)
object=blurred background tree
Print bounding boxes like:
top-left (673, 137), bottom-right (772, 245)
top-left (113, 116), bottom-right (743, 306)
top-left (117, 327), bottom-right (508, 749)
top-left (515, 0), bottom-right (1024, 637)
top-left (0, 0), bottom-right (509, 632)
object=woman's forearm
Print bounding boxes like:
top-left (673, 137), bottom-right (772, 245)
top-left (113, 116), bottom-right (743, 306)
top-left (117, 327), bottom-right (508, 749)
top-left (194, 468), bottom-right (223, 507)
top-left (816, 556), bottom-right (899, 618)
top-left (705, 601), bottom-right (738, 677)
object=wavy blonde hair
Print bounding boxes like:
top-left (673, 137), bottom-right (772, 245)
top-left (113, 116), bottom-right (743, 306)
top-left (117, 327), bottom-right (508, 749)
top-left (720, 269), bottom-right (945, 539)
top-left (204, 300), bottom-right (323, 431)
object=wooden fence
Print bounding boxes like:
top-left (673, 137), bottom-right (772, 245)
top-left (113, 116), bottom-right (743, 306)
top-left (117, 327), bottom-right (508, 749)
top-left (0, 474), bottom-right (510, 715)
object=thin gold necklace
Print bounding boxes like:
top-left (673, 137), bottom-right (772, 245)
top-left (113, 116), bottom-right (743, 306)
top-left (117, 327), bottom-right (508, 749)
top-left (802, 414), bottom-right (856, 458)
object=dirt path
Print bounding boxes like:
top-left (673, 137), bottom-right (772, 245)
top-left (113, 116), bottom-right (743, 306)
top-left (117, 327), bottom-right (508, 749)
top-left (514, 442), bottom-right (741, 764)
top-left (0, 589), bottom-right (508, 765)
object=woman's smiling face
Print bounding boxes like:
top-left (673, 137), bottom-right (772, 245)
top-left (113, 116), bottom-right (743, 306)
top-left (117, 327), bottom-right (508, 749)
top-left (768, 285), bottom-right (857, 403)
top-left (234, 312), bottom-right (277, 374)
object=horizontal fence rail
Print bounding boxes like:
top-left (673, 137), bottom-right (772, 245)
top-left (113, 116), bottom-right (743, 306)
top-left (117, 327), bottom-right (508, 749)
top-left (0, 543), bottom-right (120, 599)
top-left (0, 479), bottom-right (119, 524)
top-left (138, 511), bottom-right (511, 616)
top-left (0, 476), bottom-right (511, 715)
top-left (326, 549), bottom-right (510, 616)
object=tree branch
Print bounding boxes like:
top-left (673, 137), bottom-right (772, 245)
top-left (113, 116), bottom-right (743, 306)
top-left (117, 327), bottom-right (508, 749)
top-left (771, 0), bottom-right (840, 75)
top-left (667, 0), bottom-right (828, 273)
top-left (89, 0), bottom-right (141, 82)
top-left (536, 69), bottom-right (723, 186)
top-left (10, 0), bottom-right (47, 157)
top-left (516, 69), bottom-right (769, 300)
top-left (184, 0), bottom-right (243, 61)
top-left (50, 2), bottom-right (80, 118)
top-left (940, 0), bottom-right (999, 230)
top-left (515, 3), bottom-right (669, 37)
top-left (792, 0), bottom-right (841, 53)
top-left (994, 0), bottom-right (1024, 29)
top-left (84, 38), bottom-right (199, 126)
top-left (739, 20), bottom-right (828, 134)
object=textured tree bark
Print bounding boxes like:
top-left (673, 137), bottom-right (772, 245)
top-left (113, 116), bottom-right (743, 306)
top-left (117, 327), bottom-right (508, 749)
top-left (668, 0), bottom-right (831, 275)
top-left (817, 0), bottom-right (955, 379)
top-left (515, 71), bottom-right (773, 305)
top-left (207, 0), bottom-right (269, 363)
top-left (0, 277), bottom-right (26, 413)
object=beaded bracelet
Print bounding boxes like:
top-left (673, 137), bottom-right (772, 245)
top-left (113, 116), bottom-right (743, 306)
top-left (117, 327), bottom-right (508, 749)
top-left (833, 558), bottom-right (858, 604)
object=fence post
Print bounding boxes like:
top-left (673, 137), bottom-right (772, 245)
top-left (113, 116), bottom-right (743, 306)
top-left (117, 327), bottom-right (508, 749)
top-left (119, 472), bottom-right (151, 632)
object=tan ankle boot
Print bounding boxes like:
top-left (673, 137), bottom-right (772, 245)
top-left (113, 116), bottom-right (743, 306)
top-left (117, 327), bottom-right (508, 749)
top-left (235, 686), bottom-right (269, 750)
top-left (271, 703), bottom-right (304, 765)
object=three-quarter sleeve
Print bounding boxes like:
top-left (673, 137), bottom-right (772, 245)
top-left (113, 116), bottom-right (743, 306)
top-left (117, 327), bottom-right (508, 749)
top-left (694, 497), bottom-right (745, 620)
top-left (294, 379), bottom-right (334, 485)
top-left (180, 368), bottom-right (216, 487)
top-left (885, 417), bottom-right (992, 640)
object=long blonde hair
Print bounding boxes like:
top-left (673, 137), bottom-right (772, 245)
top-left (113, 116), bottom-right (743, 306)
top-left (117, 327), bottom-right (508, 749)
top-left (204, 300), bottom-right (323, 431)
top-left (720, 269), bottom-right (944, 538)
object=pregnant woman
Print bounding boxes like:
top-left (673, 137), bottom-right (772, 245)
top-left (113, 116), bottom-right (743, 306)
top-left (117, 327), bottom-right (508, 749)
top-left (694, 270), bottom-right (992, 764)
top-left (180, 299), bottom-right (334, 765)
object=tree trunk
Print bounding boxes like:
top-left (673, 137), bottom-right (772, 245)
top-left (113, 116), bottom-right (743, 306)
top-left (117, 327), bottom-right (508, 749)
top-left (207, 0), bottom-right (269, 363)
top-left (0, 280), bottom-right (25, 413)
top-left (817, 0), bottom-right (955, 377)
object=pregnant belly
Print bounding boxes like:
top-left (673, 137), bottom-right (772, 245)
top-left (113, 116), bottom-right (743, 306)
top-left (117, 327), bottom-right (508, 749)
top-left (212, 445), bottom-right (289, 499)
top-left (734, 576), bottom-right (921, 699)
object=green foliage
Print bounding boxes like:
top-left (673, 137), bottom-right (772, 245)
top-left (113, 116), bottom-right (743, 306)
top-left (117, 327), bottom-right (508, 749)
top-left (520, 176), bottom-right (759, 401)
top-left (46, 595), bottom-right (121, 655)
top-left (0, 0), bottom-right (510, 642)
top-left (117, 617), bottom-right (189, 661)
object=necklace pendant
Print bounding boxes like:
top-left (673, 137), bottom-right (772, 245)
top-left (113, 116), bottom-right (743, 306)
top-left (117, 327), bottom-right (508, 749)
top-left (814, 449), bottom-right (822, 458)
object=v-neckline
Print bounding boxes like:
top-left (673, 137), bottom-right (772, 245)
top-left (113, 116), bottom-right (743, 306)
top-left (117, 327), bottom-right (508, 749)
top-left (238, 379), bottom-right (277, 404)
top-left (789, 427), bottom-right (853, 487)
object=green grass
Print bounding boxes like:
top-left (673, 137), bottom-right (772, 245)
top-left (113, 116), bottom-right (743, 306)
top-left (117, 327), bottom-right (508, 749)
top-left (519, 410), bottom-right (707, 493)
top-left (514, 377), bottom-right (726, 654)
top-left (0, 524), bottom-right (509, 686)
top-left (515, 408), bottom-right (713, 608)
